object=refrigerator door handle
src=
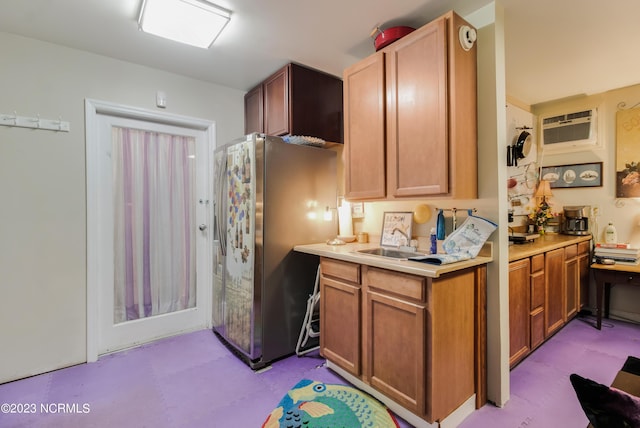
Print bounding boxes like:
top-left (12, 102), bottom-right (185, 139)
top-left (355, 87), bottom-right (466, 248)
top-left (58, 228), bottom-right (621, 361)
top-left (215, 155), bottom-right (227, 256)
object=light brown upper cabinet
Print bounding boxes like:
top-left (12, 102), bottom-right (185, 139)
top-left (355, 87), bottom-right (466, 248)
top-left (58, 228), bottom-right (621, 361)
top-left (342, 53), bottom-right (387, 199)
top-left (344, 11), bottom-right (477, 200)
top-left (244, 63), bottom-right (343, 143)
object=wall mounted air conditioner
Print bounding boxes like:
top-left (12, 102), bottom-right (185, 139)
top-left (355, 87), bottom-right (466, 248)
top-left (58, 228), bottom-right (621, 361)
top-left (541, 108), bottom-right (599, 152)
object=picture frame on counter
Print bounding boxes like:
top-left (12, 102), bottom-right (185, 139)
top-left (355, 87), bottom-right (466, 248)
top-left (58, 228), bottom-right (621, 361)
top-left (380, 211), bottom-right (413, 247)
top-left (540, 162), bottom-right (603, 189)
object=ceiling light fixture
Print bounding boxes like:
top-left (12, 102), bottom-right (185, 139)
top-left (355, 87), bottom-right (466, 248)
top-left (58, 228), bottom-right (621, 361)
top-left (138, 0), bottom-right (231, 49)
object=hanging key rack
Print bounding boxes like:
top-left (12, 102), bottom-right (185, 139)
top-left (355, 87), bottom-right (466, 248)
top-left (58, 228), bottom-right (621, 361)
top-left (1, 111), bottom-right (70, 132)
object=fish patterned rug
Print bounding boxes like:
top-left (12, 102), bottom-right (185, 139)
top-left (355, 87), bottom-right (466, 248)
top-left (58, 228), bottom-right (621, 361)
top-left (262, 379), bottom-right (400, 428)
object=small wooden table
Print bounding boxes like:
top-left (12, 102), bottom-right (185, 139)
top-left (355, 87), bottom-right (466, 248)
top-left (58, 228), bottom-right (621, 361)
top-left (591, 263), bottom-right (640, 329)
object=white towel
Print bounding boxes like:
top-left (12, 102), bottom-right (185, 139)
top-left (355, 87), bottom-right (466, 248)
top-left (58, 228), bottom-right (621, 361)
top-left (442, 215), bottom-right (497, 258)
top-left (409, 215), bottom-right (496, 265)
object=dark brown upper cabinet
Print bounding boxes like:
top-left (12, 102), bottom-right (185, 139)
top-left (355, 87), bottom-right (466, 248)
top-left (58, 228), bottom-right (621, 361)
top-left (244, 63), bottom-right (343, 143)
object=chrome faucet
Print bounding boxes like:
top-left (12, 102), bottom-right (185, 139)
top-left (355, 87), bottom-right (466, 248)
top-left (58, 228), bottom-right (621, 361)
top-left (392, 227), bottom-right (410, 245)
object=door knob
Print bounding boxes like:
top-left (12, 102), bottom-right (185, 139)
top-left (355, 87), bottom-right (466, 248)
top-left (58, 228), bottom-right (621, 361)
top-left (199, 224), bottom-right (207, 231)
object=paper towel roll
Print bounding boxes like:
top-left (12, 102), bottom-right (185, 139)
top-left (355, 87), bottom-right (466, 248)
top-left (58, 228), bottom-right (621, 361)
top-left (338, 206), bottom-right (353, 237)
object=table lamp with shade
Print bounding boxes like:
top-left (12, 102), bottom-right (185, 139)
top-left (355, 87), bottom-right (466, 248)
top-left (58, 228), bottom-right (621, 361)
top-left (534, 179), bottom-right (553, 202)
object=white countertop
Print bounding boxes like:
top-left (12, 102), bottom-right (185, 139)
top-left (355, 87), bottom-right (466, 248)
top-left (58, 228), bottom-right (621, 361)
top-left (294, 241), bottom-right (493, 278)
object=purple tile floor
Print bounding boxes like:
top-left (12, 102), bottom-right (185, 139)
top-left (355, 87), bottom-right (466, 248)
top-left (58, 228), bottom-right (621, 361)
top-left (0, 314), bottom-right (639, 427)
top-left (460, 315), bottom-right (640, 428)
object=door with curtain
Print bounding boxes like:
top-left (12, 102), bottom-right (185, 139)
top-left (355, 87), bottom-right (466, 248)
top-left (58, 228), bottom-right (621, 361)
top-left (88, 107), bottom-right (212, 356)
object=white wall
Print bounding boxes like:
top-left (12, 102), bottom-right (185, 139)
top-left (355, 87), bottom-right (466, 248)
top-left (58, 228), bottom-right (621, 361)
top-left (533, 84), bottom-right (640, 323)
top-left (471, 3), bottom-right (510, 407)
top-left (0, 32), bottom-right (244, 383)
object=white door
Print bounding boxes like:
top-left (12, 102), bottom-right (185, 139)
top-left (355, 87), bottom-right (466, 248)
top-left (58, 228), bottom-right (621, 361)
top-left (86, 100), bottom-right (214, 358)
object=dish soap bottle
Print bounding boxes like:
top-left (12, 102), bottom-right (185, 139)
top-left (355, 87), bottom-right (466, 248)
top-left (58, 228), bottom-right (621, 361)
top-left (604, 222), bottom-right (617, 244)
top-left (430, 227), bottom-right (437, 254)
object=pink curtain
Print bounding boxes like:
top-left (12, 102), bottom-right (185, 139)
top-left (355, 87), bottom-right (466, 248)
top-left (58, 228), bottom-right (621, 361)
top-left (112, 127), bottom-right (196, 323)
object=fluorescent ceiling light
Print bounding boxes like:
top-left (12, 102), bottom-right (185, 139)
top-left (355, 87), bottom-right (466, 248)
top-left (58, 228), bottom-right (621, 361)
top-left (138, 0), bottom-right (231, 49)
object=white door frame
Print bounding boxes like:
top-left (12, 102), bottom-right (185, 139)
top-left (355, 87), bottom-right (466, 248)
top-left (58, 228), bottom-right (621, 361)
top-left (85, 99), bottom-right (214, 362)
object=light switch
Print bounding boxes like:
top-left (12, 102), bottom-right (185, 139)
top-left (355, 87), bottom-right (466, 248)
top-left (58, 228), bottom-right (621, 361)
top-left (156, 91), bottom-right (167, 108)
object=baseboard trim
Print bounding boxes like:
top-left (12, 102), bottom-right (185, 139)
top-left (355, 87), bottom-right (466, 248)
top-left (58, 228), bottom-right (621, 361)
top-left (326, 361), bottom-right (476, 428)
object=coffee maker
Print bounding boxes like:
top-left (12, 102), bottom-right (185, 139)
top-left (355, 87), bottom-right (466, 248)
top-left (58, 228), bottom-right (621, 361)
top-left (562, 206), bottom-right (591, 235)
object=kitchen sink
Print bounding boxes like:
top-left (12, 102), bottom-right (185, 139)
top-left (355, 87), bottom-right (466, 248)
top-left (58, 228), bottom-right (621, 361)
top-left (356, 248), bottom-right (425, 259)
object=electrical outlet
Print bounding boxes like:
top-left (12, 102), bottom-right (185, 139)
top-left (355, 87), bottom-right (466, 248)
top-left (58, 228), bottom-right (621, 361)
top-left (592, 205), bottom-right (600, 217)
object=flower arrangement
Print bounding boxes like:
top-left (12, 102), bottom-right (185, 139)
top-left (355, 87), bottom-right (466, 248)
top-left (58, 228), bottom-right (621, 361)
top-left (528, 198), bottom-right (555, 231)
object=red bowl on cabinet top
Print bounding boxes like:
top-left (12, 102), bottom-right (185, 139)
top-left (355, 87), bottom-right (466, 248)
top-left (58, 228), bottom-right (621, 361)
top-left (374, 26), bottom-right (416, 51)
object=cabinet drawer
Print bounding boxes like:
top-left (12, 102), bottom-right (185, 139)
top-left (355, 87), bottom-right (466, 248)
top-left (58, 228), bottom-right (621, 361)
top-left (564, 244), bottom-right (577, 260)
top-left (612, 272), bottom-right (640, 286)
top-left (625, 274), bottom-right (640, 285)
top-left (593, 269), bottom-right (640, 286)
top-left (321, 258), bottom-right (361, 284)
top-left (531, 254), bottom-right (544, 273)
top-left (577, 241), bottom-right (590, 255)
top-left (367, 267), bottom-right (426, 302)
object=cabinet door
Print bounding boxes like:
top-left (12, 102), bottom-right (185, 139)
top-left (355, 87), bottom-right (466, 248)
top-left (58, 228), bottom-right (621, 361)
top-left (530, 254), bottom-right (545, 350)
top-left (289, 63), bottom-right (344, 143)
top-left (366, 289), bottom-right (425, 415)
top-left (565, 245), bottom-right (579, 320)
top-left (264, 66), bottom-right (289, 136)
top-left (509, 259), bottom-right (530, 367)
top-left (428, 269), bottom-right (476, 422)
top-left (578, 241), bottom-right (591, 308)
top-left (530, 271), bottom-right (546, 349)
top-left (320, 275), bottom-right (361, 376)
top-left (343, 52), bottom-right (386, 199)
top-left (386, 17), bottom-right (448, 197)
top-left (545, 248), bottom-right (566, 336)
top-left (244, 85), bottom-right (263, 134)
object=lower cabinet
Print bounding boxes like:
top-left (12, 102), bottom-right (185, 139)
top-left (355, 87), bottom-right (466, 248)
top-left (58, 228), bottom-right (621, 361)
top-left (509, 258), bottom-right (530, 366)
top-left (320, 257), bottom-right (484, 423)
top-left (578, 241), bottom-right (591, 308)
top-left (319, 258), bottom-right (361, 376)
top-left (366, 279), bottom-right (426, 414)
top-left (530, 254), bottom-right (546, 350)
top-left (509, 238), bottom-right (591, 368)
top-left (545, 247), bottom-right (565, 337)
top-left (564, 244), bottom-right (580, 320)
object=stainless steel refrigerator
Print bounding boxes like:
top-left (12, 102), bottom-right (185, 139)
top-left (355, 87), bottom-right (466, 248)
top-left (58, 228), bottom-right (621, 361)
top-left (212, 133), bottom-right (337, 369)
